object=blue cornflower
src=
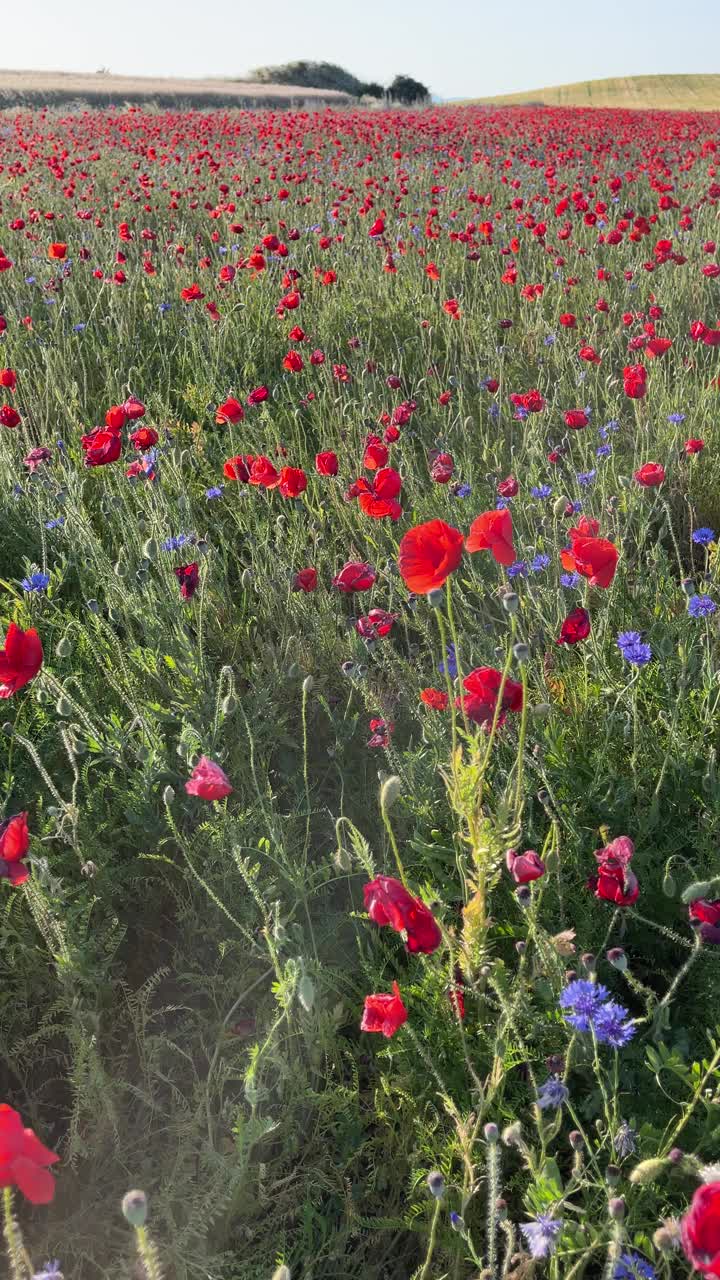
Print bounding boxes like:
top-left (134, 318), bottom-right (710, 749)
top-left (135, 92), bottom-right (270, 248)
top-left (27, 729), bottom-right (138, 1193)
top-left (21, 572), bottom-right (50, 593)
top-left (161, 533), bottom-right (194, 552)
top-left (604, 419), bottom-right (620, 433)
top-left (513, 406), bottom-right (529, 421)
top-left (593, 1000), bottom-right (636, 1048)
top-left (531, 485), bottom-right (552, 499)
top-left (597, 444), bottom-right (612, 458)
top-left (613, 1120), bottom-right (638, 1158)
top-left (693, 528), bottom-right (715, 546)
top-left (667, 412), bottom-right (686, 425)
top-left (439, 644), bottom-right (457, 679)
top-left (45, 517), bottom-right (65, 530)
top-left (544, 333), bottom-right (556, 346)
top-left (73, 323), bottom-right (86, 332)
top-left (688, 595), bottom-right (717, 618)
top-left (25, 276), bottom-right (37, 285)
top-left (520, 1215), bottom-right (564, 1259)
top-left (452, 482), bottom-right (472, 498)
top-left (617, 631), bottom-right (652, 666)
top-left (530, 553), bottom-right (550, 572)
top-left (206, 486), bottom-right (224, 500)
top-left (559, 980), bottom-right (610, 1031)
top-left (158, 301), bottom-right (172, 314)
top-left (613, 1252), bottom-right (656, 1280)
top-left (561, 572), bottom-right (580, 588)
top-left (496, 497), bottom-right (511, 510)
top-left (577, 470), bottom-right (596, 487)
top-left (508, 561), bottom-right (529, 579)
top-left (537, 1077), bottom-right (569, 1110)
top-left (489, 402), bottom-right (500, 420)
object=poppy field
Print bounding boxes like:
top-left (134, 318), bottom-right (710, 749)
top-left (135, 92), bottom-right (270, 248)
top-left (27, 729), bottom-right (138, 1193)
top-left (4, 102), bottom-right (720, 1280)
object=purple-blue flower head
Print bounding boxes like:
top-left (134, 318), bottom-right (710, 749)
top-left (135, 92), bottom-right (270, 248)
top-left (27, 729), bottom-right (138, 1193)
top-left (613, 1251), bottom-right (656, 1280)
top-left (688, 595), bottom-right (717, 619)
top-left (537, 1077), bottom-right (569, 1110)
top-left (692, 528), bottom-right (715, 546)
top-left (592, 1000), bottom-right (636, 1048)
top-left (520, 1215), bottom-right (563, 1259)
top-left (617, 631), bottom-right (652, 666)
top-left (531, 485), bottom-right (553, 500)
top-left (559, 980), bottom-right (609, 1031)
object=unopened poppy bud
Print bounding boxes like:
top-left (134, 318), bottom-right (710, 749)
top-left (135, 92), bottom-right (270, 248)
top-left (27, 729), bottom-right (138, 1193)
top-left (272, 1267), bottom-right (291, 1280)
top-left (341, 661), bottom-right (355, 677)
top-left (569, 1130), bottom-right (584, 1150)
top-left (297, 974), bottom-right (315, 1012)
top-left (114, 559), bottom-right (127, 577)
top-left (495, 1198), bottom-right (508, 1221)
top-left (608, 1197), bottom-right (625, 1221)
top-left (302, 675), bottom-right (314, 695)
top-left (501, 591), bottom-right (519, 614)
top-left (426, 587), bottom-right (445, 608)
top-left (681, 578), bottom-right (695, 596)
top-left (380, 775), bottom-right (402, 813)
top-left (553, 495), bottom-right (569, 517)
top-left (681, 880), bottom-right (713, 904)
top-left (121, 1189), bottom-right (148, 1227)
top-left (515, 938), bottom-right (527, 952)
top-left (333, 843), bottom-right (352, 872)
top-left (484, 1123), bottom-right (499, 1143)
top-left (241, 568), bottom-right (253, 590)
top-left (515, 887), bottom-right (531, 909)
top-left (142, 538), bottom-right (158, 561)
top-left (581, 952), bottom-right (596, 973)
top-left (56, 635), bottom-right (72, 657)
top-left (513, 642), bottom-right (530, 663)
top-left (450, 1211), bottom-right (465, 1233)
top-left (56, 696), bottom-right (73, 717)
top-left (86, 598), bottom-right (100, 613)
top-left (221, 694), bottom-right (237, 715)
top-left (606, 1164), bottom-right (621, 1186)
top-left (607, 947), bottom-right (627, 971)
top-left (662, 869), bottom-right (676, 896)
top-left (287, 662), bottom-right (301, 678)
top-left (533, 702), bottom-right (552, 717)
top-left (2, 721), bottom-right (14, 736)
top-left (163, 785), bottom-right (175, 806)
top-left (427, 1170), bottom-right (445, 1199)
top-left (629, 1158), bottom-right (667, 1185)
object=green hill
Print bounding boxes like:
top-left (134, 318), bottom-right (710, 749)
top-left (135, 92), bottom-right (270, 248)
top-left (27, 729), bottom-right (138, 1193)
top-left (468, 74), bottom-right (720, 110)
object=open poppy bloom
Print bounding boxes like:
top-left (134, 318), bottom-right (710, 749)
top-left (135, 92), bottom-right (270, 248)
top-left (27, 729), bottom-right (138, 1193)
top-left (358, 466), bottom-right (402, 520)
top-left (398, 519), bottom-right (464, 593)
top-left (278, 466), bottom-right (307, 499)
top-left (215, 397), bottom-right (244, 425)
top-left (588, 837), bottom-right (638, 906)
top-left (0, 1104), bottom-right (59, 1203)
top-left (457, 666), bottom-right (523, 728)
top-left (223, 454), bottom-right (254, 482)
top-left (364, 875), bottom-right (441, 954)
top-left (332, 561), bottom-right (376, 593)
top-left (82, 428), bottom-right (122, 467)
top-left (175, 563), bottom-right (199, 600)
top-left (506, 848), bottom-right (545, 884)
top-left (48, 242), bottom-right (67, 260)
top-left (634, 462), bottom-right (665, 487)
top-left (249, 455), bottom-right (280, 489)
top-left (130, 427), bottom-right (158, 451)
top-left (682, 1180), bottom-right (720, 1273)
top-left (315, 450), bottom-right (338, 476)
top-left (557, 607), bottom-right (591, 645)
top-left (361, 981), bottom-right (408, 1037)
top-left (623, 364), bottom-right (647, 398)
top-left (0, 812), bottom-right (30, 885)
top-left (0, 623), bottom-right (43, 698)
top-left (184, 756), bottom-right (233, 800)
top-left (466, 509), bottom-right (515, 566)
top-left (561, 535), bottom-right (619, 589)
top-left (293, 568), bottom-right (317, 593)
top-left (355, 608), bottom-right (396, 639)
top-left (420, 687), bottom-right (449, 710)
top-left (688, 899), bottom-right (720, 944)
top-left (0, 405), bottom-right (20, 429)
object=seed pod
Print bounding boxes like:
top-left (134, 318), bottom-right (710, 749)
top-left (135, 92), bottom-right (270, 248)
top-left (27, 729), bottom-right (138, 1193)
top-left (302, 675), bottom-right (314, 695)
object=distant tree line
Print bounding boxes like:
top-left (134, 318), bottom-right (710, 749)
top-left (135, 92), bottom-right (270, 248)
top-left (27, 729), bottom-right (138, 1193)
top-left (250, 62), bottom-right (429, 104)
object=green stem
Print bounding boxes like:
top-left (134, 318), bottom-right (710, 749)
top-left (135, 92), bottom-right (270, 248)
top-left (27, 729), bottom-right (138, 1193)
top-left (2, 1187), bottom-right (30, 1280)
top-left (135, 1224), bottom-right (163, 1280)
top-left (418, 1198), bottom-right (442, 1280)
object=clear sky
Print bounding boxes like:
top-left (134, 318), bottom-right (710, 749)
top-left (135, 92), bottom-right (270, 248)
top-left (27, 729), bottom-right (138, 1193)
top-left (2, 0), bottom-right (719, 102)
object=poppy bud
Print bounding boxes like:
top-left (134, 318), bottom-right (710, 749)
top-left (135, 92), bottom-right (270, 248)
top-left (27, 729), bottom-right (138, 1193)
top-left (427, 1170), bottom-right (445, 1199)
top-left (272, 1268), bottom-right (291, 1280)
top-left (302, 675), bottom-right (314, 695)
top-left (502, 591), bottom-right (519, 614)
top-left (608, 1197), bottom-right (625, 1220)
top-left (142, 538), bottom-right (158, 561)
top-left (2, 722), bottom-right (13, 736)
top-left (681, 578), bottom-right (695, 595)
top-left (515, 888), bottom-right (531, 909)
top-left (668, 1147), bottom-right (684, 1164)
top-left (606, 1164), bottom-right (621, 1186)
top-left (553, 495), bottom-right (570, 517)
top-left (569, 1130), bottom-right (584, 1150)
top-left (380, 775), bottom-right (402, 813)
top-left (333, 843), bottom-right (352, 872)
top-left (297, 974), bottom-right (315, 1012)
top-left (122, 1189), bottom-right (148, 1227)
top-left (512, 642), bottom-right (530, 663)
top-left (163, 785), bottom-right (175, 806)
top-left (662, 868), bottom-right (676, 897)
top-left (426, 587), bottom-right (445, 608)
top-left (241, 568), bottom-right (253, 590)
top-left (221, 694), bottom-right (237, 716)
top-left (114, 560), bottom-right (127, 577)
top-left (56, 695), bottom-right (74, 717)
top-left (56, 635), bottom-right (72, 657)
top-left (495, 1198), bottom-right (508, 1220)
top-left (450, 1211), bottom-right (465, 1233)
top-left (533, 703), bottom-right (552, 717)
top-left (515, 939), bottom-right (527, 952)
top-left (86, 598), bottom-right (100, 613)
top-left (681, 880), bottom-right (713, 904)
top-left (607, 947), bottom-right (627, 971)
top-left (629, 1158), bottom-right (667, 1185)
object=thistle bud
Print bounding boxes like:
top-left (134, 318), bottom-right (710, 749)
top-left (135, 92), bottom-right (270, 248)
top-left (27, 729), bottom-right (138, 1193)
top-left (426, 587), bottom-right (445, 608)
top-left (607, 947), bottom-right (627, 972)
top-left (495, 1198), bottom-right (508, 1221)
top-left (581, 952), bottom-right (596, 973)
top-left (681, 578), bottom-right (695, 596)
top-left (121, 1189), bottom-right (148, 1227)
top-left (569, 1130), bottom-right (584, 1150)
top-left (426, 1170), bottom-right (445, 1199)
top-left (668, 1147), bottom-right (684, 1165)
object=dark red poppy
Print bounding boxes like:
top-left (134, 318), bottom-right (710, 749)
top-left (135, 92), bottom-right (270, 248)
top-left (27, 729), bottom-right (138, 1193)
top-left (293, 568), bottom-right (318, 593)
top-left (215, 397), bottom-right (244, 425)
top-left (0, 1105), bottom-right (59, 1203)
top-left (466, 509), bottom-right (515, 566)
top-left (355, 608), bottom-right (396, 639)
top-left (457, 666), bottom-right (523, 728)
top-left (123, 396), bottom-right (146, 420)
top-left (634, 462), bottom-right (665, 487)
top-left (561, 536), bottom-right (618, 589)
top-left (315, 450), bottom-right (338, 476)
top-left (0, 406), bottom-right (20, 429)
top-left (83, 429), bottom-right (122, 467)
top-left (506, 848), bottom-right (545, 884)
top-left (420, 687), bottom-right (449, 710)
top-left (0, 812), bottom-right (30, 885)
top-left (557, 607), bottom-right (591, 645)
top-left (130, 427), bottom-right (158, 451)
top-left (685, 438), bottom-right (705, 455)
top-left (588, 862), bottom-right (639, 907)
top-left (623, 364), bottom-right (647, 398)
top-left (278, 466), bottom-right (307, 499)
top-left (364, 875), bottom-right (442, 954)
top-left (367, 717), bottom-right (393, 747)
top-left (360, 981), bottom-right (408, 1037)
top-left (223, 454), bottom-right (254, 482)
top-left (247, 385), bottom-right (269, 406)
top-left (497, 475), bottom-right (518, 498)
top-left (185, 756), bottom-right (233, 800)
top-left (682, 1180), bottom-right (720, 1274)
top-left (398, 520), bottom-right (464, 594)
top-left (0, 623), bottom-right (43, 698)
top-left (688, 899), bottom-right (720, 944)
top-left (175, 563), bottom-right (199, 601)
top-left (430, 451), bottom-right (454, 483)
top-left (332, 561), bottom-right (376, 593)
top-left (564, 409), bottom-right (589, 430)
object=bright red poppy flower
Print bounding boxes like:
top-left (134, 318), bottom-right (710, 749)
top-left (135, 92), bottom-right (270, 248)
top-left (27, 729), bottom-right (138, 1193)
top-left (360, 981), bottom-right (408, 1037)
top-left (645, 337), bottom-right (672, 358)
top-left (557, 607), bottom-right (591, 645)
top-left (223, 454), bottom-right (254, 482)
top-left (130, 427), bottom-right (158, 451)
top-left (249, 456), bottom-right (280, 489)
top-left (564, 409), bottom-right (589, 430)
top-left (466, 509), bottom-right (515, 566)
top-left (364, 875), bottom-right (441, 954)
top-left (315, 450), bottom-right (338, 476)
top-left (282, 351), bottom-right (303, 373)
top-left (123, 396), bottom-right (145, 421)
top-left (560, 536), bottom-right (618, 589)
top-left (332, 562), bottom-right (376, 593)
top-left (83, 429), bottom-right (122, 467)
top-left (634, 462), bottom-right (665, 487)
top-left (358, 466), bottom-right (403, 520)
top-left (682, 1180), bottom-right (720, 1274)
top-left (0, 812), bottom-right (30, 885)
top-left (278, 466), bottom-right (307, 499)
top-left (685, 438), bottom-right (705, 455)
top-left (48, 242), bottom-right (67, 260)
top-left (0, 1104), bottom-right (59, 1203)
top-left (457, 666), bottom-right (523, 727)
top-left (293, 568), bottom-right (318, 593)
top-left (0, 623), bottom-right (43, 698)
top-left (175, 563), bottom-right (199, 601)
top-left (420, 688), bottom-right (449, 710)
top-left (506, 848), bottom-right (545, 884)
top-left (398, 520), bottom-right (464, 593)
top-left (623, 364), bottom-right (647, 398)
top-left (363, 437), bottom-right (389, 470)
top-left (215, 397), bottom-right (244, 425)
top-left (184, 756), bottom-right (233, 800)
top-left (0, 369), bottom-right (16, 392)
top-left (430, 452), bottom-right (454, 483)
top-left (247, 385), bottom-right (269, 406)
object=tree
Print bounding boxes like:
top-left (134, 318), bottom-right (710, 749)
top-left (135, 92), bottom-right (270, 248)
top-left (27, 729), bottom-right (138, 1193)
top-left (360, 82), bottom-right (385, 99)
top-left (388, 75), bottom-right (429, 105)
top-left (251, 62), bottom-right (365, 96)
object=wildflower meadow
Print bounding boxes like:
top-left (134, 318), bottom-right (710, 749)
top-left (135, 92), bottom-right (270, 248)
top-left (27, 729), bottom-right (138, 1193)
top-left (3, 102), bottom-right (720, 1279)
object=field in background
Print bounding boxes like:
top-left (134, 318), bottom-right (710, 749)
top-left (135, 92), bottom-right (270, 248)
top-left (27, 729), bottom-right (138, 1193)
top-left (0, 67), bottom-right (350, 107)
top-left (468, 73), bottom-right (720, 110)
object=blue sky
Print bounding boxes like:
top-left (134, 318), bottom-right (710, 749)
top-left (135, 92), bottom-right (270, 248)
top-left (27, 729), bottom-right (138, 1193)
top-left (3, 0), bottom-right (719, 101)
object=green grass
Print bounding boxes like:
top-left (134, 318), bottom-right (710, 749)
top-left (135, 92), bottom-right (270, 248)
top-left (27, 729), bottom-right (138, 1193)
top-left (467, 73), bottom-right (720, 110)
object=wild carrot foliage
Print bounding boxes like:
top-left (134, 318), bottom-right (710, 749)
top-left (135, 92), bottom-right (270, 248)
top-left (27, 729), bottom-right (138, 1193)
top-left (2, 103), bottom-right (720, 1278)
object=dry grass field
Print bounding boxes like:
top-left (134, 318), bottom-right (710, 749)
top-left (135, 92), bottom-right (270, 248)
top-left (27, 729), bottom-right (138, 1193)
top-left (468, 73), bottom-right (720, 110)
top-left (0, 67), bottom-right (350, 107)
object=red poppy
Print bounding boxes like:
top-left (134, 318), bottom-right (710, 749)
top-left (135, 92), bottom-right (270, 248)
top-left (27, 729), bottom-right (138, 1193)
top-left (506, 848), bottom-right (545, 884)
top-left (184, 756), bottom-right (233, 800)
top-left (23, 447), bottom-right (52, 472)
top-left (510, 389), bottom-right (545, 413)
top-left (130, 427), bottom-right (158, 451)
top-left (293, 568), bottom-right (318, 593)
top-left (105, 405), bottom-right (127, 431)
top-left (430, 452), bottom-right (454, 483)
top-left (634, 462), bottom-right (665, 487)
top-left (363, 436), bottom-right (389, 470)
top-left (497, 475), bottom-right (518, 498)
top-left (367, 717), bottom-right (393, 747)
top-left (278, 466), bottom-right (307, 499)
top-left (682, 1181), bottom-right (720, 1275)
top-left (123, 396), bottom-right (145, 420)
top-left (223, 454), bottom-right (254, 482)
top-left (360, 981), bottom-right (408, 1037)
top-left (685, 438), bottom-right (705, 455)
top-left (180, 282), bottom-right (205, 302)
top-left (315, 450), bottom-right (338, 476)
top-left (282, 351), bottom-right (303, 373)
top-left (398, 520), bottom-right (464, 594)
top-left (332, 561), bottom-right (376, 593)
top-left (0, 812), bottom-right (30, 885)
top-left (249, 456), bottom-right (280, 489)
top-left (645, 337), bottom-right (672, 358)
top-left (358, 466), bottom-right (403, 521)
top-left (588, 840), bottom-right (639, 905)
top-left (420, 688), bottom-right (449, 710)
top-left (0, 1104), bottom-right (59, 1204)
top-left (457, 666), bottom-right (523, 727)
top-left (623, 364), bottom-right (647, 399)
top-left (443, 298), bottom-right (461, 318)
top-left (310, 349), bottom-right (325, 365)
top-left (560, 536), bottom-right (618, 589)
top-left (247, 385), bottom-right (269, 406)
top-left (356, 608), bottom-right (396, 639)
top-left (0, 623), bottom-right (43, 698)
top-left (175, 563), bottom-right (199, 601)
top-left (83, 429), bottom-right (122, 467)
top-left (557, 607), bottom-right (591, 645)
top-left (0, 369), bottom-right (16, 392)
top-left (569, 515), bottom-right (600, 539)
top-left (0, 406), bottom-right (20, 429)
top-left (48, 242), bottom-right (67, 260)
top-left (564, 409), bottom-right (589, 430)
top-left (215, 397), bottom-right (244, 425)
top-left (364, 875), bottom-right (441, 954)
top-left (559, 313), bottom-right (576, 328)
top-left (466, 509), bottom-right (515, 567)
top-left (688, 899), bottom-right (720, 944)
